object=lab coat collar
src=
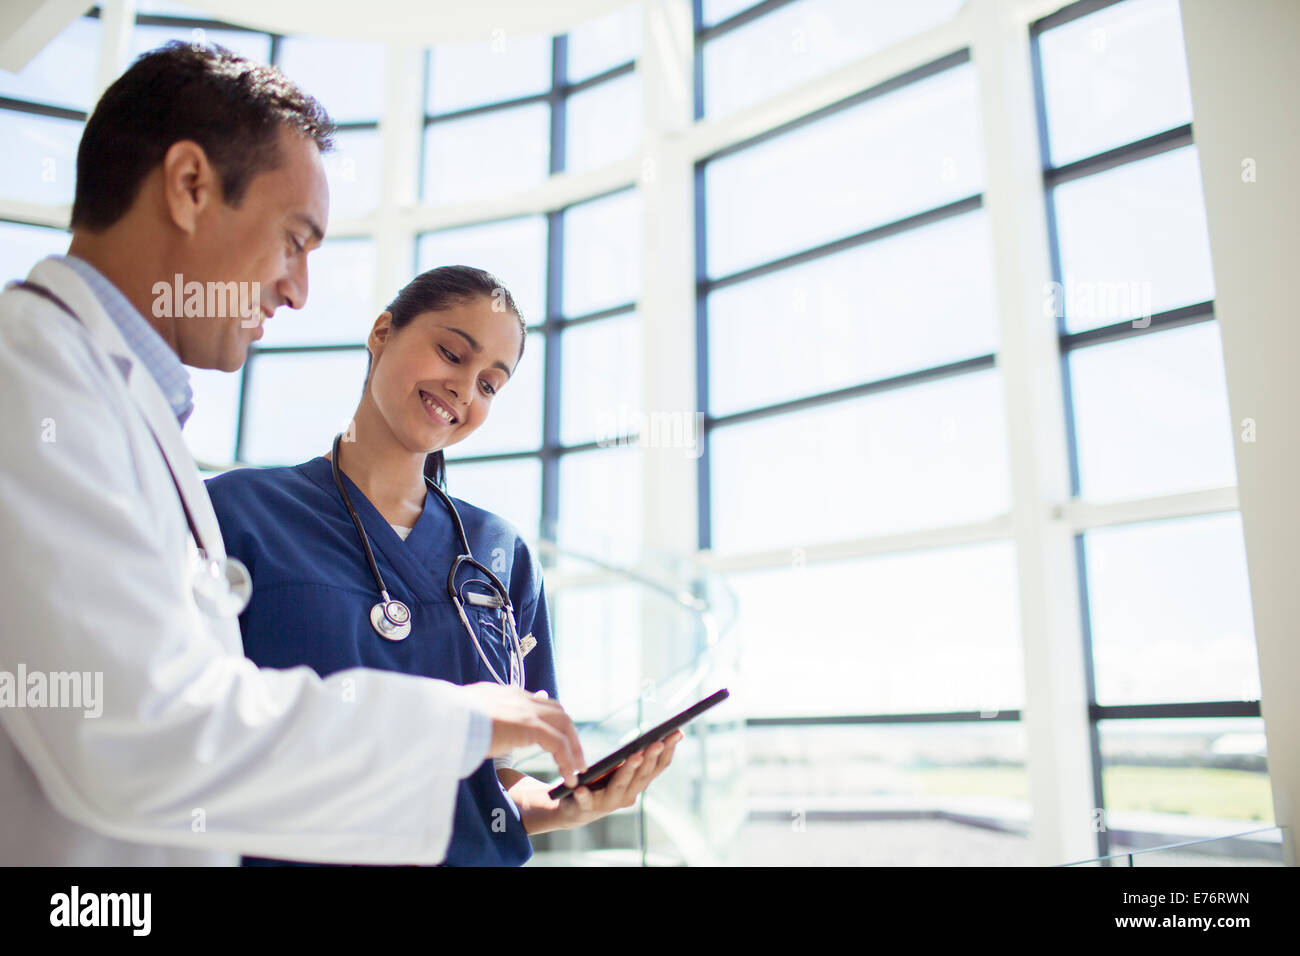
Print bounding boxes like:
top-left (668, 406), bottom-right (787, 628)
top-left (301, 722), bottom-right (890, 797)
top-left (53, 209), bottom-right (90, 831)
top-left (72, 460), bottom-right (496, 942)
top-left (56, 253), bottom-right (194, 425)
top-left (22, 257), bottom-right (228, 561)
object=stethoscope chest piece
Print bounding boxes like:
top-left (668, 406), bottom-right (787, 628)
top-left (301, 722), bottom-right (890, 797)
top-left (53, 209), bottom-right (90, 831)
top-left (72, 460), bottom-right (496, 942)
top-left (370, 600), bottom-right (412, 641)
top-left (192, 550), bottom-right (253, 618)
top-left (331, 433), bottom-right (523, 682)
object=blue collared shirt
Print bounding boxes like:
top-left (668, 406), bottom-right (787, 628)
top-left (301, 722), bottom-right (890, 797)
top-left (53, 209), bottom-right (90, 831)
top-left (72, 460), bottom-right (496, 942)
top-left (56, 254), bottom-right (194, 426)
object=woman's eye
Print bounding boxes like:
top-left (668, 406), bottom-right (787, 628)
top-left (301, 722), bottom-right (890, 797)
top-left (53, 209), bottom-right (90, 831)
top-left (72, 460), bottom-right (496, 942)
top-left (439, 344), bottom-right (496, 395)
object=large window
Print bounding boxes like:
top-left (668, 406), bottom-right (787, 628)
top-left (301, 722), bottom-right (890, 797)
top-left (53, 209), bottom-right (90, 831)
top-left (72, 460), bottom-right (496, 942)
top-left (0, 4), bottom-right (649, 734)
top-left (0, 0), bottom-right (1272, 865)
top-left (694, 60), bottom-right (998, 554)
top-left (0, 10), bottom-right (97, 207)
top-left (0, 3), bottom-right (646, 552)
top-left (420, 187), bottom-right (646, 569)
top-left (699, 51), bottom-right (1002, 553)
top-left (1031, 0), bottom-right (1268, 857)
top-left (199, 19), bottom-right (388, 468)
top-left (694, 4), bottom-right (1029, 858)
top-left (695, 0), bottom-right (965, 119)
top-left (692, 0), bottom-right (1270, 864)
top-left (416, 16), bottom-right (644, 554)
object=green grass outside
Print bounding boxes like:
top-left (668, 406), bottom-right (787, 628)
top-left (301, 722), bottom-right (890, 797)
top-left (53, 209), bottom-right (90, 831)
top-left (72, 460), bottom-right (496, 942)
top-left (903, 766), bottom-right (1274, 822)
top-left (1101, 766), bottom-right (1274, 822)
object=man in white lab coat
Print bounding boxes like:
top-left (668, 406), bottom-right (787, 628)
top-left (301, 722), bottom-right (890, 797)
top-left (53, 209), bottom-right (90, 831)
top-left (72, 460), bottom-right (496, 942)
top-left (0, 42), bottom-right (586, 866)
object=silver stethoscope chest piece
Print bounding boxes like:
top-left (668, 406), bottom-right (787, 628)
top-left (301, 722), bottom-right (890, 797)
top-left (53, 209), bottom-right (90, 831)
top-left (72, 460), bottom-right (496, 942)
top-left (330, 434), bottom-right (530, 685)
top-left (370, 598), bottom-right (412, 641)
top-left (191, 550), bottom-right (253, 618)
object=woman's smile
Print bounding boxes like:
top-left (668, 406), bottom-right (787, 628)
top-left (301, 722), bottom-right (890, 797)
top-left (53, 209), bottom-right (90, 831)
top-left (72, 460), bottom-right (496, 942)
top-left (419, 389), bottom-right (459, 426)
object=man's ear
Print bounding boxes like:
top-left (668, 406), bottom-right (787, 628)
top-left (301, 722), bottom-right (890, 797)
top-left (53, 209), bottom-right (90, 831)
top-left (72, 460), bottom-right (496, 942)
top-left (160, 140), bottom-right (218, 235)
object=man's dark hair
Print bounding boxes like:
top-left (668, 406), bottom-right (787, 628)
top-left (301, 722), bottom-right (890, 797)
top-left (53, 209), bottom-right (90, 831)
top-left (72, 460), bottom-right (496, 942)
top-left (71, 42), bottom-right (335, 232)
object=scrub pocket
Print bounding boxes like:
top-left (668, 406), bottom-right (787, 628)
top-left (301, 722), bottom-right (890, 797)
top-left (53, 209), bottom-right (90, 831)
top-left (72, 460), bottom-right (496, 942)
top-left (470, 605), bottom-right (518, 685)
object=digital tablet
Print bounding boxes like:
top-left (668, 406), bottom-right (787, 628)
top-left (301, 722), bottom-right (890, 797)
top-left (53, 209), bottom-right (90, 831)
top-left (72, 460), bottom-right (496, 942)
top-left (547, 688), bottom-right (730, 801)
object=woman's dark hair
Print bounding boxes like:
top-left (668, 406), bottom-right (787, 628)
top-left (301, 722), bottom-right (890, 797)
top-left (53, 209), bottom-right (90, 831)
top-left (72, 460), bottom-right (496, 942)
top-left (71, 42), bottom-right (335, 232)
top-left (366, 265), bottom-right (526, 489)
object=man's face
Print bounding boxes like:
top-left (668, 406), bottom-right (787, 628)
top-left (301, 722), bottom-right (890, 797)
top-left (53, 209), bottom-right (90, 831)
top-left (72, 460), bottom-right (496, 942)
top-left (173, 125), bottom-right (329, 371)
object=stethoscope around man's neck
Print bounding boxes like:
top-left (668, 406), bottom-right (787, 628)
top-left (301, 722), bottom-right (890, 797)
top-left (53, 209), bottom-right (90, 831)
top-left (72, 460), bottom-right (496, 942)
top-left (328, 433), bottom-right (532, 687)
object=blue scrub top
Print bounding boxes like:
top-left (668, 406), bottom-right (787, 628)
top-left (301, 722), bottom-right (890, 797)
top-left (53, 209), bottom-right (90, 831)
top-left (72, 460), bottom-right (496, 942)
top-left (205, 456), bottom-right (559, 867)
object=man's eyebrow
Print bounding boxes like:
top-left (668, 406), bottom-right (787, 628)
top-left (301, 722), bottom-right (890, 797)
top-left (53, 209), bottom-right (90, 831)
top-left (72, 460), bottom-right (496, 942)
top-left (291, 212), bottom-right (324, 243)
top-left (447, 327), bottom-right (513, 377)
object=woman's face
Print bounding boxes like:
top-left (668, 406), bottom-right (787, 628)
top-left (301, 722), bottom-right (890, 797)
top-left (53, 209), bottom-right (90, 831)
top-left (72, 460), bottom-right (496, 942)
top-left (367, 296), bottom-right (522, 454)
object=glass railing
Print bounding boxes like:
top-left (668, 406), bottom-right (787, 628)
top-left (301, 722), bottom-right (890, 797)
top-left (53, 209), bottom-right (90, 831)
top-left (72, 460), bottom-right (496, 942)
top-left (1061, 825), bottom-right (1287, 866)
top-left (516, 540), bottom-right (745, 866)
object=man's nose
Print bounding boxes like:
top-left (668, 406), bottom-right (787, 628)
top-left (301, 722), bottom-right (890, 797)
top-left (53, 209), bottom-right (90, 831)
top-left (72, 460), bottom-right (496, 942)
top-left (280, 254), bottom-right (309, 310)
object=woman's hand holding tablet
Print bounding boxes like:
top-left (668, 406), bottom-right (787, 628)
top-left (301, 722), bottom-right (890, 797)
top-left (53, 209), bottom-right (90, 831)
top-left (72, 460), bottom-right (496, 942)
top-left (498, 729), bottom-right (686, 835)
top-left (495, 689), bottom-right (729, 835)
top-left (548, 688), bottom-right (730, 801)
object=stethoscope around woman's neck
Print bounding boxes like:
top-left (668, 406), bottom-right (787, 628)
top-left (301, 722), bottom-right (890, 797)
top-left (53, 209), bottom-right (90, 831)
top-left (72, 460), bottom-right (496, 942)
top-left (328, 433), bottom-right (532, 686)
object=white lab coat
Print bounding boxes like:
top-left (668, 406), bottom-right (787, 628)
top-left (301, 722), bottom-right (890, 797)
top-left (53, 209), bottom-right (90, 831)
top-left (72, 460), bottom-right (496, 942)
top-left (0, 257), bottom-right (486, 865)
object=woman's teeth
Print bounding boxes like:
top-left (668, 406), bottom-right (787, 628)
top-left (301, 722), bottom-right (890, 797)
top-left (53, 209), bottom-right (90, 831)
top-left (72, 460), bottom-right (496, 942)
top-left (421, 392), bottom-right (455, 424)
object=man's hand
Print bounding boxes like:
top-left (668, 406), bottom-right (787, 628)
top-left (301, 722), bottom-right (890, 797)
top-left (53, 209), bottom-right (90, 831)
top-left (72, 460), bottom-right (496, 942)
top-left (499, 729), bottom-right (685, 835)
top-left (463, 683), bottom-right (586, 789)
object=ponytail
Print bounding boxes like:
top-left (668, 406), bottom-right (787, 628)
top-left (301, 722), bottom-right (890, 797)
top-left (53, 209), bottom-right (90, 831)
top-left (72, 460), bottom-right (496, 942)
top-left (423, 450), bottom-right (446, 489)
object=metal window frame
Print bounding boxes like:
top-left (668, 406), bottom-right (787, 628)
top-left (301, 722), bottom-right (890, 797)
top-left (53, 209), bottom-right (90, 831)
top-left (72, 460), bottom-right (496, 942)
top-left (689, 37), bottom-right (1028, 753)
top-left (5, 8), bottom-right (640, 542)
top-left (683, 0), bottom-right (1262, 862)
top-left (149, 7), bottom-right (279, 464)
top-left (236, 30), bottom-right (639, 539)
top-left (422, 62), bottom-right (636, 128)
top-left (0, 98), bottom-right (86, 122)
top-left (410, 211), bottom-right (641, 551)
top-left (693, 47), bottom-right (982, 555)
top-left (414, 43), bottom-right (641, 550)
top-left (692, 0), bottom-right (971, 120)
top-left (748, 710), bottom-right (1024, 727)
top-left (7, 1), bottom-right (1265, 859)
top-left (697, 0), bottom-right (804, 43)
top-left (1030, 0), bottom-right (1259, 863)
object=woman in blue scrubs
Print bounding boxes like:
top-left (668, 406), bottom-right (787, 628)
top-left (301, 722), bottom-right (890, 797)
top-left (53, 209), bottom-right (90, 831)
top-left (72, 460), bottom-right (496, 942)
top-left (206, 266), bottom-right (681, 866)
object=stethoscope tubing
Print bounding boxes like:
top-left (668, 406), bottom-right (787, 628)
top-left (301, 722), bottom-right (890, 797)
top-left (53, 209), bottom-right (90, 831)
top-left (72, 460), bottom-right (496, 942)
top-left (329, 433), bottom-right (526, 686)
